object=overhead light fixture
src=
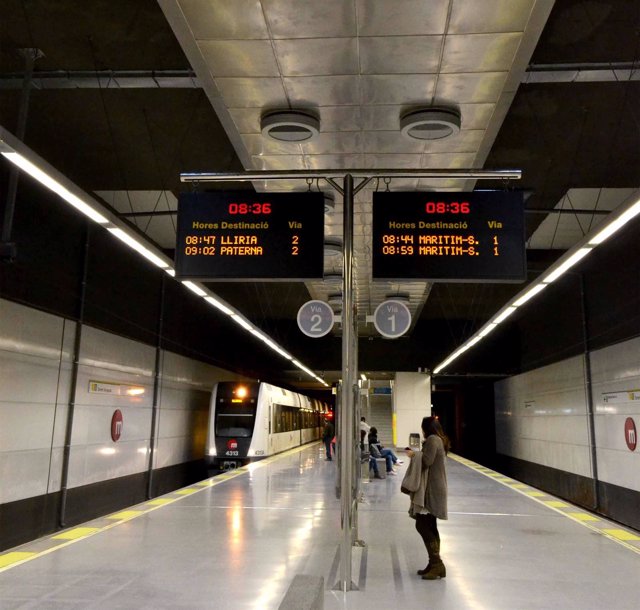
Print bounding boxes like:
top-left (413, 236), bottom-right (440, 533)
top-left (261, 110), bottom-right (320, 142)
top-left (324, 193), bottom-right (335, 214)
top-left (512, 283), bottom-right (547, 307)
top-left (588, 199), bottom-right (640, 244)
top-left (0, 127), bottom-right (109, 225)
top-left (108, 228), bottom-right (169, 269)
top-left (324, 239), bottom-right (342, 256)
top-left (324, 273), bottom-right (343, 285)
top-left (400, 107), bottom-right (461, 140)
top-left (386, 293), bottom-right (410, 304)
top-left (327, 293), bottom-right (343, 306)
top-left (543, 247), bottom-right (593, 283)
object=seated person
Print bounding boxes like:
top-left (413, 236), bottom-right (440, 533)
top-left (368, 453), bottom-right (384, 479)
top-left (368, 427), bottom-right (403, 476)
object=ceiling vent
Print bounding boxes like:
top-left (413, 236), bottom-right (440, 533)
top-left (386, 293), bottom-right (410, 304)
top-left (400, 107), bottom-right (461, 140)
top-left (261, 110), bottom-right (320, 142)
top-left (324, 239), bottom-right (343, 256)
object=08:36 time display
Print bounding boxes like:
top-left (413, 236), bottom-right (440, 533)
top-left (425, 201), bottom-right (470, 214)
top-left (228, 202), bottom-right (272, 215)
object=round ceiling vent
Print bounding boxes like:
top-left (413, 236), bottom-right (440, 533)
top-left (400, 107), bottom-right (461, 140)
top-left (261, 110), bottom-right (320, 142)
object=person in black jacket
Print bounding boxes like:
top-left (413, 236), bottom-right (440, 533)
top-left (322, 417), bottom-right (335, 461)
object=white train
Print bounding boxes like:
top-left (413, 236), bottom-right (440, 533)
top-left (205, 381), bottom-right (331, 470)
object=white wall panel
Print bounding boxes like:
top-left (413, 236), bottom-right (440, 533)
top-left (496, 337), bottom-right (640, 492)
top-left (0, 449), bottom-right (55, 503)
top-left (79, 325), bottom-right (155, 376)
top-left (67, 441), bottom-right (150, 487)
top-left (0, 402), bottom-right (57, 451)
top-left (590, 337), bottom-right (640, 491)
top-left (0, 297), bottom-right (241, 504)
top-left (0, 299), bottom-right (73, 503)
top-left (495, 355), bottom-right (592, 477)
top-left (152, 436), bottom-right (193, 469)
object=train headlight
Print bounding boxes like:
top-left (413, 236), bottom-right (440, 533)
top-left (208, 446), bottom-right (216, 456)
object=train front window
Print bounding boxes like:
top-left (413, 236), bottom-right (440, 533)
top-left (215, 400), bottom-right (256, 437)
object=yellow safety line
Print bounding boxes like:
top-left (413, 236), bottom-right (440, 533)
top-left (0, 441), bottom-right (319, 573)
top-left (449, 453), bottom-right (640, 555)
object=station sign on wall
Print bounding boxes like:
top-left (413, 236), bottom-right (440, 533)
top-left (175, 191), bottom-right (324, 281)
top-left (372, 191), bottom-right (526, 282)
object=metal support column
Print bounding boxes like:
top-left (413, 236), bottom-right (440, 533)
top-left (337, 174), bottom-right (356, 591)
top-left (579, 273), bottom-right (600, 510)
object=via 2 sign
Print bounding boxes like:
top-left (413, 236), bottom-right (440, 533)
top-left (624, 417), bottom-right (636, 451)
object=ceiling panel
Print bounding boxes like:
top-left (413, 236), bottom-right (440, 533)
top-left (215, 77), bottom-right (287, 107)
top-left (449, 0), bottom-right (535, 34)
top-left (283, 75), bottom-right (361, 106)
top-left (198, 40), bottom-right (279, 76)
top-left (358, 36), bottom-right (443, 74)
top-left (442, 33), bottom-right (523, 73)
top-left (273, 38), bottom-right (359, 76)
top-left (356, 0), bottom-right (449, 36)
top-left (178, 0), bottom-right (268, 39)
top-left (359, 74), bottom-right (437, 105)
top-left (263, 0), bottom-right (357, 39)
top-left (435, 71), bottom-right (509, 103)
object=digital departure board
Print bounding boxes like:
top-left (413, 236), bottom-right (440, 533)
top-left (175, 191), bottom-right (324, 280)
top-left (372, 191), bottom-right (526, 282)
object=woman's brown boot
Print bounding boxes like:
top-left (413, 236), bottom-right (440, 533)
top-left (421, 542), bottom-right (446, 579)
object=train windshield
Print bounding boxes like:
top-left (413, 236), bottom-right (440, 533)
top-left (214, 383), bottom-right (258, 437)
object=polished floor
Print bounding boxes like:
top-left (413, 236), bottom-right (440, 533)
top-left (1, 443), bottom-right (640, 609)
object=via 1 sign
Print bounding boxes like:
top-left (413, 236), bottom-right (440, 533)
top-left (624, 417), bottom-right (636, 451)
top-left (111, 409), bottom-right (123, 442)
top-left (373, 299), bottom-right (412, 338)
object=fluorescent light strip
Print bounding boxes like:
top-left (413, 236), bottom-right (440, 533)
top-left (589, 199), bottom-right (640, 245)
top-left (181, 281), bottom-right (207, 297)
top-left (107, 228), bottom-right (169, 269)
top-left (204, 296), bottom-right (233, 316)
top-left (494, 306), bottom-right (517, 324)
top-left (250, 329), bottom-right (292, 360)
top-left (2, 151), bottom-right (109, 224)
top-left (292, 360), bottom-right (315, 377)
top-left (513, 283), bottom-right (547, 307)
top-left (544, 247), bottom-right (593, 283)
top-left (0, 129), bottom-right (328, 390)
top-left (434, 193), bottom-right (640, 375)
top-left (230, 314), bottom-right (253, 331)
top-left (479, 323), bottom-right (498, 338)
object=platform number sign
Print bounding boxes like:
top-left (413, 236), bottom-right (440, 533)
top-left (373, 299), bottom-right (412, 338)
top-left (297, 300), bottom-right (334, 338)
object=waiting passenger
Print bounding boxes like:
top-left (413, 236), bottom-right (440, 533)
top-left (368, 427), bottom-right (403, 475)
top-left (405, 416), bottom-right (449, 580)
top-left (322, 417), bottom-right (334, 461)
top-left (360, 416), bottom-right (370, 451)
top-left (369, 454), bottom-right (384, 479)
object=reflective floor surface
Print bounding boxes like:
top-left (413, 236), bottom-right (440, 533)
top-left (1, 443), bottom-right (639, 609)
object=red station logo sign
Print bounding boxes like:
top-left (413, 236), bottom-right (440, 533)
top-left (624, 417), bottom-right (636, 451)
top-left (111, 409), bottom-right (123, 442)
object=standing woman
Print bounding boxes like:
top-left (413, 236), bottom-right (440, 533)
top-left (406, 416), bottom-right (450, 580)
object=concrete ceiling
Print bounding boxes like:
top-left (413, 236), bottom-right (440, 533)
top-left (1, 0), bottom-right (640, 391)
